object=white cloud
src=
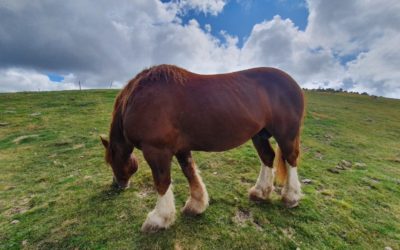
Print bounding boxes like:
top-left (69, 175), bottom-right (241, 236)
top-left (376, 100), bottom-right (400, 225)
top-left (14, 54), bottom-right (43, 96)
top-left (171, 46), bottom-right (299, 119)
top-left (169, 0), bottom-right (227, 16)
top-left (239, 0), bottom-right (400, 97)
top-left (304, 0), bottom-right (400, 96)
top-left (149, 19), bottom-right (240, 73)
top-left (0, 68), bottom-right (77, 92)
top-left (306, 0), bottom-right (400, 55)
top-left (0, 0), bottom-right (399, 98)
top-left (346, 31), bottom-right (400, 98)
top-left (241, 16), bottom-right (345, 89)
top-left (0, 0), bottom-right (234, 87)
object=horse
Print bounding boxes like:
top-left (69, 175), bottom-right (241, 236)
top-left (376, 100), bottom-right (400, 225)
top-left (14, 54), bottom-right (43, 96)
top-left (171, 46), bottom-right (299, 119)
top-left (100, 64), bottom-right (305, 233)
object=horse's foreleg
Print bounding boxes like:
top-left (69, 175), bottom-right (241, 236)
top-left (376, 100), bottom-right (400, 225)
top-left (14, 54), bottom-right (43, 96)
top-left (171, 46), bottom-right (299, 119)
top-left (176, 151), bottom-right (209, 215)
top-left (249, 132), bottom-right (275, 201)
top-left (141, 146), bottom-right (175, 233)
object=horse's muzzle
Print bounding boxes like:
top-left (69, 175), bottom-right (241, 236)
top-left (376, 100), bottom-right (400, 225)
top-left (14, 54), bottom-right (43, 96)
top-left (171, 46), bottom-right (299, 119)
top-left (112, 177), bottom-right (130, 190)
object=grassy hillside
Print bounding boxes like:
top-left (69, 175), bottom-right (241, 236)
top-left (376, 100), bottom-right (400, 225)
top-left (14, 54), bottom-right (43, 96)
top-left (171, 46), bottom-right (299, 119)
top-left (1, 90), bottom-right (399, 249)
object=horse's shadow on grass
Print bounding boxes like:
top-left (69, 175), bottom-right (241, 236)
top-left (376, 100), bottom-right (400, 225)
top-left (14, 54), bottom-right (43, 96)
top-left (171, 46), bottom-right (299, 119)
top-left (81, 184), bottom-right (187, 248)
top-left (77, 185), bottom-right (302, 249)
top-left (131, 198), bottom-right (301, 249)
top-left (87, 185), bottom-right (125, 203)
top-left (33, 184), bottom-right (129, 248)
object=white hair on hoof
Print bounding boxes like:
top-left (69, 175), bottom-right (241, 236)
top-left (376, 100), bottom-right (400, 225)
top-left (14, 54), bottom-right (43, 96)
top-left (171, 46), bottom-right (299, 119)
top-left (281, 164), bottom-right (302, 208)
top-left (141, 186), bottom-right (176, 233)
top-left (249, 164), bottom-right (275, 201)
top-left (182, 170), bottom-right (209, 215)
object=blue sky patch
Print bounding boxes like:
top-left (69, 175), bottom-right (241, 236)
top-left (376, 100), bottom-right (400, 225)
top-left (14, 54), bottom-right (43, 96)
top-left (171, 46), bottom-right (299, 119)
top-left (164, 0), bottom-right (308, 47)
top-left (337, 53), bottom-right (361, 66)
top-left (47, 73), bottom-right (64, 82)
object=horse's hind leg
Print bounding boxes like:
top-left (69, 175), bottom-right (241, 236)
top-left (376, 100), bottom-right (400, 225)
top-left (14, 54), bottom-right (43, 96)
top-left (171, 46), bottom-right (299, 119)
top-left (176, 151), bottom-right (209, 215)
top-left (141, 145), bottom-right (175, 233)
top-left (249, 129), bottom-right (275, 201)
top-left (277, 134), bottom-right (302, 208)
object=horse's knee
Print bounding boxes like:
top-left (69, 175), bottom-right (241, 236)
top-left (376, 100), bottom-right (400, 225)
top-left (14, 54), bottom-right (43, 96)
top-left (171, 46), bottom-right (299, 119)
top-left (252, 134), bottom-right (275, 167)
top-left (286, 153), bottom-right (299, 167)
top-left (150, 164), bottom-right (172, 195)
top-left (155, 178), bottom-right (171, 195)
top-left (264, 152), bottom-right (275, 167)
top-left (142, 145), bottom-right (173, 195)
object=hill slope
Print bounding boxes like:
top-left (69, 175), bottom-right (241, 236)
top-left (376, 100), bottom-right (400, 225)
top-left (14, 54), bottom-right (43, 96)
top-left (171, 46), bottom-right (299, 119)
top-left (1, 90), bottom-right (399, 249)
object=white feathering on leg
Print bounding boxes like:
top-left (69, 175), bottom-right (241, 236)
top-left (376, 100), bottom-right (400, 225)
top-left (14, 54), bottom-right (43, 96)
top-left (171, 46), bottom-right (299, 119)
top-left (282, 164), bottom-right (302, 207)
top-left (249, 163), bottom-right (275, 200)
top-left (141, 185), bottom-right (176, 232)
top-left (182, 168), bottom-right (209, 215)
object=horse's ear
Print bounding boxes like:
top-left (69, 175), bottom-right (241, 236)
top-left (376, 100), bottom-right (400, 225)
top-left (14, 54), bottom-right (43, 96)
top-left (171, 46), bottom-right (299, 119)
top-left (100, 136), bottom-right (109, 148)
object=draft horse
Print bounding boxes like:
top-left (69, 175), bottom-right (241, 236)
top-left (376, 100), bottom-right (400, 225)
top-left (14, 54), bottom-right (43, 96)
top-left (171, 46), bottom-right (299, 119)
top-left (101, 64), bottom-right (304, 232)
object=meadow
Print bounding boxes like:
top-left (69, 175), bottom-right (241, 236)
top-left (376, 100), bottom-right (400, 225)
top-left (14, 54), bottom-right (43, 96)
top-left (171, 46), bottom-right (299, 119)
top-left (0, 90), bottom-right (399, 249)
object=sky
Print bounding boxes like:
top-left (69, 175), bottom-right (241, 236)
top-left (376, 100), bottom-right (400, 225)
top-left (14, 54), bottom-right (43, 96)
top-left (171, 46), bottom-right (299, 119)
top-left (0, 0), bottom-right (399, 98)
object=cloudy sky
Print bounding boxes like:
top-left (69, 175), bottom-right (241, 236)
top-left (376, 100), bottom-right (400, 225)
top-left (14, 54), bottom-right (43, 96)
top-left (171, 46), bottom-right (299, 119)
top-left (0, 0), bottom-right (399, 98)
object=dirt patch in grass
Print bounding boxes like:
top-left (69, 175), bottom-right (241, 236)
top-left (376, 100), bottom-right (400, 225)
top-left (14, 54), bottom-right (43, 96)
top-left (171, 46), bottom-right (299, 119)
top-left (281, 227), bottom-right (295, 240)
top-left (12, 134), bottom-right (39, 144)
top-left (232, 208), bottom-right (263, 231)
top-left (137, 185), bottom-right (155, 198)
top-left (52, 140), bottom-right (73, 147)
top-left (310, 111), bottom-right (333, 120)
top-left (4, 197), bottom-right (32, 217)
top-left (72, 143), bottom-right (85, 150)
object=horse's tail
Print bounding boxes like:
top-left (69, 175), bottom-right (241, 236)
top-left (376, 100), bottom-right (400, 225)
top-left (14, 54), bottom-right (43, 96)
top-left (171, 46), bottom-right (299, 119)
top-left (275, 146), bottom-right (287, 185)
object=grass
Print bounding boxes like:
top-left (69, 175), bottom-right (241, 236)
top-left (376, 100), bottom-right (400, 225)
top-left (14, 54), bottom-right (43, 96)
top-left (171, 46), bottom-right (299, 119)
top-left (0, 90), bottom-right (399, 249)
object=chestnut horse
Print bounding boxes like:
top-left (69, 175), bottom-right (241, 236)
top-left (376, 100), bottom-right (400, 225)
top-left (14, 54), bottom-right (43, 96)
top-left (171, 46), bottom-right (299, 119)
top-left (101, 64), bottom-right (304, 232)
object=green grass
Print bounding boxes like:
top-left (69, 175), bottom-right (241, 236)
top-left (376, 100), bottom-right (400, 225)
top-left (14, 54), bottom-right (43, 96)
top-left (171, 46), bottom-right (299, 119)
top-left (1, 90), bottom-right (399, 249)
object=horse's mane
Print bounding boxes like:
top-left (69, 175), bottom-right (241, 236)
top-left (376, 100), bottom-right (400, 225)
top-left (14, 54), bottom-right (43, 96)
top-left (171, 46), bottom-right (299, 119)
top-left (112, 64), bottom-right (189, 124)
top-left (135, 64), bottom-right (189, 85)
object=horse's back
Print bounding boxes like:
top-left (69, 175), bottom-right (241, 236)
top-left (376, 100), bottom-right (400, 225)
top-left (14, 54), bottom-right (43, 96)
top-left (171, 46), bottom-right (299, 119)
top-left (121, 65), bottom-right (304, 152)
top-left (172, 67), bottom-right (304, 151)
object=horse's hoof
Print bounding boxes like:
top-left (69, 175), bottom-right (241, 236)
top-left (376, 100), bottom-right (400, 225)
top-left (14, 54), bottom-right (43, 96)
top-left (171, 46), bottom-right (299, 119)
top-left (181, 206), bottom-right (201, 216)
top-left (249, 193), bottom-right (265, 202)
top-left (249, 187), bottom-right (265, 201)
top-left (181, 204), bottom-right (204, 216)
top-left (249, 186), bottom-right (273, 201)
top-left (141, 221), bottom-right (166, 233)
top-left (282, 197), bottom-right (299, 208)
top-left (141, 210), bottom-right (175, 233)
top-left (181, 197), bottom-right (208, 216)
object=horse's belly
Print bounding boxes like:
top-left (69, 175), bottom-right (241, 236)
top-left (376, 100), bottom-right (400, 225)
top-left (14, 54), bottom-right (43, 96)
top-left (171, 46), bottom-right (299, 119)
top-left (184, 118), bottom-right (264, 152)
top-left (190, 135), bottom-right (254, 152)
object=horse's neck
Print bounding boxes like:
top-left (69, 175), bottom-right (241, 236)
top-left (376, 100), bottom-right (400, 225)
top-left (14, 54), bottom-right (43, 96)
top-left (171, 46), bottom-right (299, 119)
top-left (109, 106), bottom-right (126, 147)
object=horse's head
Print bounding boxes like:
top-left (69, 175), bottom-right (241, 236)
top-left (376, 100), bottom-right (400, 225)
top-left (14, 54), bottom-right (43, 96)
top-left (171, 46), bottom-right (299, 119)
top-left (100, 136), bottom-right (138, 189)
